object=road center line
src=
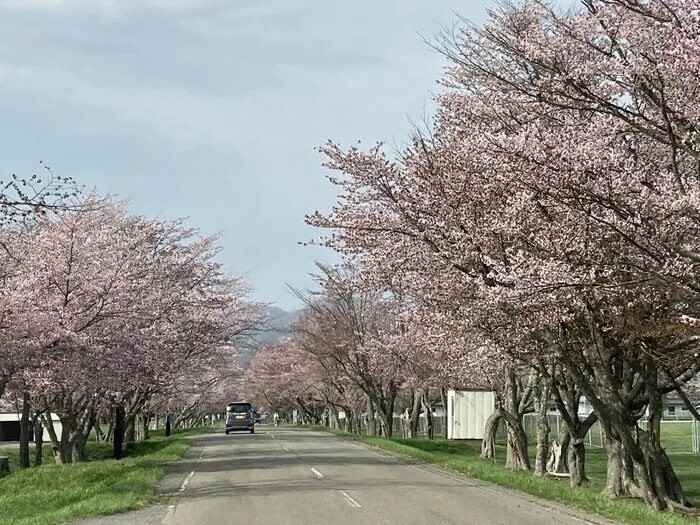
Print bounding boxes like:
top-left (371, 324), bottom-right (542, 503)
top-left (310, 467), bottom-right (324, 478)
top-left (339, 490), bottom-right (361, 508)
top-left (179, 470), bottom-right (195, 492)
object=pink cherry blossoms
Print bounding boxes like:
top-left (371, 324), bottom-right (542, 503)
top-left (0, 190), bottom-right (265, 465)
top-left (271, 0), bottom-right (700, 513)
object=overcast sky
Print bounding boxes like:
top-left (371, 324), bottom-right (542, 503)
top-left (0, 0), bottom-right (493, 310)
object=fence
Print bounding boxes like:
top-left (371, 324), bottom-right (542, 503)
top-left (494, 414), bottom-right (700, 455)
top-left (336, 414), bottom-right (446, 438)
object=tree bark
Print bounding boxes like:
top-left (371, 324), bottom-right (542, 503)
top-left (19, 391), bottom-right (31, 469)
top-left (505, 418), bottom-right (530, 471)
top-left (72, 432), bottom-right (88, 462)
top-left (481, 408), bottom-right (502, 459)
top-left (533, 379), bottom-right (551, 476)
top-left (440, 387), bottom-right (448, 439)
top-left (33, 411), bottom-right (43, 467)
top-left (568, 436), bottom-right (588, 486)
top-left (409, 389), bottom-right (422, 438)
top-left (124, 413), bottom-right (137, 443)
top-left (94, 418), bottom-right (105, 442)
top-left (59, 418), bottom-right (73, 464)
top-left (142, 414), bottom-right (151, 440)
top-left (547, 428), bottom-right (570, 475)
top-left (114, 405), bottom-right (125, 460)
top-left (165, 413), bottom-right (172, 437)
top-left (601, 425), bottom-right (641, 498)
top-left (421, 389), bottom-right (434, 440)
top-left (41, 412), bottom-right (62, 464)
top-left (501, 368), bottom-right (532, 471)
top-left (365, 395), bottom-right (375, 436)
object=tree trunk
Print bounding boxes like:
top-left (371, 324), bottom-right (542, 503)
top-left (547, 427), bottom-right (570, 475)
top-left (19, 391), bottom-right (31, 469)
top-left (596, 393), bottom-right (687, 510)
top-left (33, 411), bottom-right (43, 467)
top-left (440, 388), bottom-right (448, 439)
top-left (373, 384), bottom-right (397, 438)
top-left (41, 413), bottom-right (62, 464)
top-left (365, 396), bottom-right (376, 436)
top-left (124, 414), bottom-right (136, 443)
top-left (94, 418), bottom-right (105, 442)
top-left (421, 389), bottom-right (434, 440)
top-left (72, 432), bottom-right (88, 462)
top-left (533, 380), bottom-right (551, 476)
top-left (106, 408), bottom-right (115, 442)
top-left (502, 369), bottom-right (531, 471)
top-left (642, 383), bottom-right (690, 508)
top-left (547, 439), bottom-right (564, 474)
top-left (165, 414), bottom-right (172, 437)
top-left (114, 405), bottom-right (125, 460)
top-left (59, 418), bottom-right (73, 464)
top-left (142, 414), bottom-right (151, 440)
top-left (409, 389), bottom-right (422, 438)
top-left (505, 419), bottom-right (530, 471)
top-left (602, 426), bottom-right (642, 499)
top-left (568, 436), bottom-right (588, 487)
top-left (481, 409), bottom-right (502, 459)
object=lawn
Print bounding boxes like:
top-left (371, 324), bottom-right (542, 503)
top-left (0, 426), bottom-right (211, 525)
top-left (306, 424), bottom-right (700, 525)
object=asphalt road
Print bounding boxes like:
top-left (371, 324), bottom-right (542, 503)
top-left (69, 426), bottom-right (620, 525)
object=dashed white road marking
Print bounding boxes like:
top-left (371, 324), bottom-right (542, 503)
top-left (198, 445), bottom-right (208, 460)
top-left (310, 467), bottom-right (324, 478)
top-left (179, 471), bottom-right (195, 492)
top-left (339, 490), bottom-right (361, 508)
top-left (283, 445), bottom-right (289, 452)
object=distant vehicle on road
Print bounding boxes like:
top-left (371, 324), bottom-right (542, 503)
top-left (225, 402), bottom-right (255, 434)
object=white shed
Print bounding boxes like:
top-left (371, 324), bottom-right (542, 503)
top-left (447, 389), bottom-right (495, 440)
top-left (0, 412), bottom-right (62, 443)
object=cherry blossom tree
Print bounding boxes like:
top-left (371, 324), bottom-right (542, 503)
top-left (0, 194), bottom-right (264, 463)
top-left (290, 263), bottom-right (410, 436)
top-left (245, 338), bottom-right (328, 423)
top-left (304, 0), bottom-right (700, 511)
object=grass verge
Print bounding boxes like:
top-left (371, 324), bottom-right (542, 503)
top-left (0, 426), bottom-right (213, 525)
top-left (304, 425), bottom-right (700, 525)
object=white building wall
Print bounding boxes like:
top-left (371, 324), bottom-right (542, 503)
top-left (0, 412), bottom-right (62, 443)
top-left (447, 390), bottom-right (495, 440)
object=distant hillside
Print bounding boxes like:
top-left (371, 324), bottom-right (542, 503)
top-left (237, 306), bottom-right (300, 367)
top-left (257, 306), bottom-right (298, 341)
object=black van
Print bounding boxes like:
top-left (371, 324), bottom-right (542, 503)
top-left (225, 402), bottom-right (255, 434)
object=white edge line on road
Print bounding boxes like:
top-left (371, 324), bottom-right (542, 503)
top-left (283, 445), bottom-right (289, 452)
top-left (161, 505), bottom-right (176, 523)
top-left (339, 490), bottom-right (361, 508)
top-left (310, 467), bottom-right (324, 478)
top-left (179, 471), bottom-right (195, 492)
top-left (198, 444), bottom-right (208, 461)
top-left (269, 434), bottom-right (275, 438)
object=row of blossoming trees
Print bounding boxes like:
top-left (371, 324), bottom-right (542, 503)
top-left (246, 0), bottom-right (700, 514)
top-left (0, 172), bottom-right (264, 467)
